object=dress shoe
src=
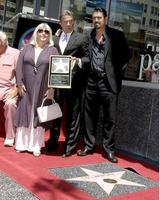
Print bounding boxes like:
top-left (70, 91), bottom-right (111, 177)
top-left (77, 148), bottom-right (93, 156)
top-left (46, 140), bottom-right (58, 152)
top-left (46, 144), bottom-right (57, 152)
top-left (4, 138), bottom-right (14, 147)
top-left (62, 151), bottom-right (72, 158)
top-left (33, 150), bottom-right (41, 157)
top-left (106, 152), bottom-right (118, 163)
top-left (16, 150), bottom-right (22, 153)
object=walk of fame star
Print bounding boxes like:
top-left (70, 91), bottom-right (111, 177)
top-left (66, 167), bottom-right (145, 195)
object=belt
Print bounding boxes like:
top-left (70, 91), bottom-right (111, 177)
top-left (89, 71), bottom-right (106, 79)
top-left (97, 72), bottom-right (106, 78)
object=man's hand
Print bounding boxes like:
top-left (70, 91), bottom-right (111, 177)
top-left (55, 29), bottom-right (62, 37)
top-left (71, 57), bottom-right (79, 70)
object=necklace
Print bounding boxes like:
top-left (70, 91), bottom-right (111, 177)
top-left (33, 47), bottom-right (43, 74)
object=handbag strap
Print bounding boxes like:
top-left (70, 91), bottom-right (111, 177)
top-left (41, 97), bottom-right (55, 107)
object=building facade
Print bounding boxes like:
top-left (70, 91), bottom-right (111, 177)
top-left (0, 0), bottom-right (159, 83)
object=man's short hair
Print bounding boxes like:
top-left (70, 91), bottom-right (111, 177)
top-left (0, 31), bottom-right (8, 45)
top-left (59, 10), bottom-right (74, 21)
top-left (92, 7), bottom-right (107, 17)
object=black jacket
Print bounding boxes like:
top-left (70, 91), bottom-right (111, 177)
top-left (53, 31), bottom-right (89, 92)
top-left (86, 26), bottom-right (130, 93)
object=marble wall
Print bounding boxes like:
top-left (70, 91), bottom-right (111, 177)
top-left (96, 81), bottom-right (159, 164)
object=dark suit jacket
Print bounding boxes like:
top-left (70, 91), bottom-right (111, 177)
top-left (86, 26), bottom-right (130, 94)
top-left (53, 31), bottom-right (88, 92)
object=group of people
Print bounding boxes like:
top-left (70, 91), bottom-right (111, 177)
top-left (0, 7), bottom-right (129, 163)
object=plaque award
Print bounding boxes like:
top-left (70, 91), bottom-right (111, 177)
top-left (48, 55), bottom-right (72, 88)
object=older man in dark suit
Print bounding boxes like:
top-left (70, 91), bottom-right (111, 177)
top-left (77, 7), bottom-right (130, 163)
top-left (47, 10), bottom-right (88, 156)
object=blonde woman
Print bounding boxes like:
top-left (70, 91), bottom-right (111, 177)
top-left (15, 23), bottom-right (59, 156)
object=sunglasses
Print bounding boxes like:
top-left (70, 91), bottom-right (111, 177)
top-left (37, 29), bottom-right (50, 34)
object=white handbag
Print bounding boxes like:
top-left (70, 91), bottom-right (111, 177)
top-left (37, 97), bottom-right (62, 123)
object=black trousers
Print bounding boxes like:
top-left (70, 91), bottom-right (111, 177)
top-left (49, 88), bottom-right (83, 153)
top-left (84, 74), bottom-right (118, 153)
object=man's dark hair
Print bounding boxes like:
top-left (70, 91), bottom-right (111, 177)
top-left (92, 7), bottom-right (107, 17)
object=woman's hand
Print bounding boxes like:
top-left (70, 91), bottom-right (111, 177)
top-left (17, 85), bottom-right (26, 96)
top-left (45, 88), bottom-right (55, 100)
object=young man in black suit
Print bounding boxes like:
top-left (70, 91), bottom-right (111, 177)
top-left (77, 7), bottom-right (130, 163)
top-left (47, 10), bottom-right (88, 157)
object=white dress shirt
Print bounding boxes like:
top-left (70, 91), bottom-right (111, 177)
top-left (59, 32), bottom-right (71, 54)
top-left (59, 31), bottom-right (82, 68)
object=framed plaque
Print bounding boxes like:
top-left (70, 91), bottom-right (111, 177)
top-left (48, 55), bottom-right (72, 88)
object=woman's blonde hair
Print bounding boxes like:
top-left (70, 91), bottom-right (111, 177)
top-left (0, 31), bottom-right (8, 45)
top-left (30, 23), bottom-right (54, 47)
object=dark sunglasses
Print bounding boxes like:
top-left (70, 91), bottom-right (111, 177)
top-left (37, 29), bottom-right (50, 34)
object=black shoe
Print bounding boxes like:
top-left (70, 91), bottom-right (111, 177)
top-left (77, 147), bottom-right (93, 156)
top-left (46, 141), bottom-right (58, 152)
top-left (62, 151), bottom-right (72, 158)
top-left (106, 152), bottom-right (118, 163)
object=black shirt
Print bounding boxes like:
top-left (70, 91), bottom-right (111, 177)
top-left (91, 35), bottom-right (105, 73)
